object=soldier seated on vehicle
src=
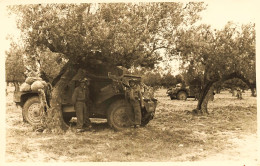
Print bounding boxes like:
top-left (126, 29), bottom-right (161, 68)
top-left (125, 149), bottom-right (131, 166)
top-left (72, 77), bottom-right (92, 132)
top-left (125, 79), bottom-right (144, 128)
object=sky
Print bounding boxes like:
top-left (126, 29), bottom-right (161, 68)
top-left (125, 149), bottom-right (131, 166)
top-left (199, 0), bottom-right (256, 29)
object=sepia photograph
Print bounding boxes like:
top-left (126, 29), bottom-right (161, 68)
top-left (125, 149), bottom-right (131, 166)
top-left (1, 0), bottom-right (258, 165)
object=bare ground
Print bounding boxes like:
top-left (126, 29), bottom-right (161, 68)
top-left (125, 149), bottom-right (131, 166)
top-left (5, 87), bottom-right (258, 162)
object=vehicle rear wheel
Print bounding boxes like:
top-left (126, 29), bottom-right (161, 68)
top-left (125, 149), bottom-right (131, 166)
top-left (107, 99), bottom-right (134, 131)
top-left (177, 91), bottom-right (187, 100)
top-left (23, 96), bottom-right (45, 125)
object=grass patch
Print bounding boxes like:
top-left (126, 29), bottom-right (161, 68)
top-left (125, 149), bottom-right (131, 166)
top-left (5, 88), bottom-right (257, 162)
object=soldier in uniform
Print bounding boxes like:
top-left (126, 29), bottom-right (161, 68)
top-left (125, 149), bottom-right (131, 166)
top-left (125, 79), bottom-right (144, 128)
top-left (72, 78), bottom-right (92, 132)
top-left (194, 87), bottom-right (200, 101)
top-left (236, 87), bottom-right (242, 99)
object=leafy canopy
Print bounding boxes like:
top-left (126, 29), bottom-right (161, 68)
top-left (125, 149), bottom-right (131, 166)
top-left (9, 2), bottom-right (205, 69)
top-left (5, 41), bottom-right (26, 83)
top-left (174, 22), bottom-right (255, 84)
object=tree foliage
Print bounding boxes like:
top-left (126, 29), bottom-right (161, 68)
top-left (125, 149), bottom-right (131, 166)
top-left (36, 49), bottom-right (67, 82)
top-left (174, 22), bottom-right (256, 113)
top-left (222, 78), bottom-right (248, 90)
top-left (142, 72), bottom-right (161, 87)
top-left (9, 2), bottom-right (206, 130)
top-left (160, 73), bottom-right (177, 88)
top-left (5, 41), bottom-right (26, 91)
top-left (9, 2), bottom-right (205, 69)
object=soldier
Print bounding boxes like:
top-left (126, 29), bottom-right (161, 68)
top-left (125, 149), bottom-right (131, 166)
top-left (72, 78), bottom-right (92, 132)
top-left (194, 87), bottom-right (200, 101)
top-left (125, 79), bottom-right (144, 128)
top-left (236, 87), bottom-right (242, 99)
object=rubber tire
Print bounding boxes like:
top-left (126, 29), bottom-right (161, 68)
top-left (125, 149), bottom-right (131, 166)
top-left (177, 91), bottom-right (187, 100)
top-left (170, 96), bottom-right (174, 100)
top-left (23, 96), bottom-right (44, 125)
top-left (107, 99), bottom-right (134, 131)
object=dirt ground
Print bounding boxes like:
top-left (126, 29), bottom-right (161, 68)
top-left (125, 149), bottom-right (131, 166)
top-left (4, 86), bottom-right (258, 163)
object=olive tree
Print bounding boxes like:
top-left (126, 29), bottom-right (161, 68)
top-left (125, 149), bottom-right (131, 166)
top-left (9, 2), bottom-right (205, 130)
top-left (5, 41), bottom-right (26, 91)
top-left (173, 22), bottom-right (255, 114)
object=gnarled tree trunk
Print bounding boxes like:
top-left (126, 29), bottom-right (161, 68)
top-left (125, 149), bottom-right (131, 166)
top-left (192, 72), bottom-right (255, 116)
top-left (42, 67), bottom-right (77, 132)
top-left (196, 81), bottom-right (214, 115)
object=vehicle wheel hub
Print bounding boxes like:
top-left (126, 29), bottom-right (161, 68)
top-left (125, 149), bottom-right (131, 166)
top-left (180, 94), bottom-right (186, 99)
top-left (113, 107), bottom-right (132, 127)
top-left (27, 103), bottom-right (43, 123)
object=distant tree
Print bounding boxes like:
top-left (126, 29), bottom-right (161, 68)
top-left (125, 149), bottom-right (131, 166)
top-left (175, 74), bottom-right (184, 84)
top-left (5, 41), bottom-right (26, 91)
top-left (173, 22), bottom-right (255, 114)
top-left (6, 41), bottom-right (66, 87)
top-left (143, 72), bottom-right (161, 87)
top-left (181, 63), bottom-right (203, 88)
top-left (161, 72), bottom-right (177, 88)
top-left (222, 78), bottom-right (248, 95)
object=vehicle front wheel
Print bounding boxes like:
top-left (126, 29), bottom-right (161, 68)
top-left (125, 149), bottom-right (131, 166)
top-left (177, 91), bottom-right (187, 100)
top-left (23, 96), bottom-right (45, 125)
top-left (107, 99), bottom-right (134, 131)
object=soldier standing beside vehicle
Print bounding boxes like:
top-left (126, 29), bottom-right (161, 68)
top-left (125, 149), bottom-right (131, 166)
top-left (72, 78), bottom-right (92, 132)
top-left (125, 79), bottom-right (144, 128)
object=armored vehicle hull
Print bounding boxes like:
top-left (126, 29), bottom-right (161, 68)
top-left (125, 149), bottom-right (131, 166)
top-left (14, 73), bottom-right (157, 130)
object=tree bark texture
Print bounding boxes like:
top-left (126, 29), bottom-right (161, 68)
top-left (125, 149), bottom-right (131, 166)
top-left (43, 67), bottom-right (77, 132)
top-left (196, 81), bottom-right (214, 115)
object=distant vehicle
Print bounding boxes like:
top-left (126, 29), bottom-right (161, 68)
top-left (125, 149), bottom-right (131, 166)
top-left (13, 69), bottom-right (157, 131)
top-left (166, 83), bottom-right (199, 100)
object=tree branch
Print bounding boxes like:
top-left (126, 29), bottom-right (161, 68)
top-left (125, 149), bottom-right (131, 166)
top-left (221, 72), bottom-right (256, 88)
